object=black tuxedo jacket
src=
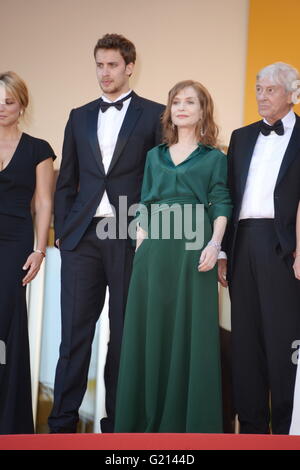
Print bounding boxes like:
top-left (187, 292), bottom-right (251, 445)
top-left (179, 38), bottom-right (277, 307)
top-left (54, 92), bottom-right (165, 250)
top-left (224, 113), bottom-right (300, 278)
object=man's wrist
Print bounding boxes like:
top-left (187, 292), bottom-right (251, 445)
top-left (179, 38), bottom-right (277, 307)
top-left (218, 251), bottom-right (227, 260)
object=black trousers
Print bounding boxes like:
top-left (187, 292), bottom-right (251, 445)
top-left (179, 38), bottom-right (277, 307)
top-left (229, 219), bottom-right (300, 434)
top-left (48, 218), bottom-right (134, 433)
top-left (0, 214), bottom-right (34, 434)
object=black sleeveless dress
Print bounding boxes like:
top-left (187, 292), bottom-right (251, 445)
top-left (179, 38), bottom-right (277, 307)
top-left (0, 133), bottom-right (55, 434)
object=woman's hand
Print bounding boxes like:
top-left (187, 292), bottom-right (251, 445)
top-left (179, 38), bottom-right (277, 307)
top-left (22, 251), bottom-right (44, 286)
top-left (198, 245), bottom-right (218, 272)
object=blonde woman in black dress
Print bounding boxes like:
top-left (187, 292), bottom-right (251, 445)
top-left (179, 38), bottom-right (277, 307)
top-left (0, 72), bottom-right (55, 434)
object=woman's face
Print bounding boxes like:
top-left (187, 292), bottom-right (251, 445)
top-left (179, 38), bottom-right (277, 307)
top-left (0, 84), bottom-right (22, 128)
top-left (171, 86), bottom-right (202, 130)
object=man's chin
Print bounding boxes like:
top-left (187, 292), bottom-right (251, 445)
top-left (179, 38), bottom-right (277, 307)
top-left (100, 85), bottom-right (116, 94)
top-left (258, 109), bottom-right (270, 119)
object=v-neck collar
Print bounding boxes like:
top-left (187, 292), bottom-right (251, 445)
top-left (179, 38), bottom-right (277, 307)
top-left (166, 143), bottom-right (207, 168)
top-left (0, 132), bottom-right (24, 173)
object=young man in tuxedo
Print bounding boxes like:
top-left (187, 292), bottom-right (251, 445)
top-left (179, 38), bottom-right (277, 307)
top-left (48, 34), bottom-right (164, 433)
top-left (219, 62), bottom-right (300, 434)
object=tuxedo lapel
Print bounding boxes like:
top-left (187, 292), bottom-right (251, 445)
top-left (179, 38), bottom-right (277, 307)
top-left (238, 122), bottom-right (261, 197)
top-left (87, 101), bottom-right (105, 175)
top-left (107, 92), bottom-right (143, 175)
top-left (276, 114), bottom-right (300, 187)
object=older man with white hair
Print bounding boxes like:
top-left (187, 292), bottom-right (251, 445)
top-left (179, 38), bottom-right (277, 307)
top-left (219, 62), bottom-right (300, 434)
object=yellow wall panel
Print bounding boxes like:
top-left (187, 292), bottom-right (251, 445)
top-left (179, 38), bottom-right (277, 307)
top-left (245, 0), bottom-right (300, 124)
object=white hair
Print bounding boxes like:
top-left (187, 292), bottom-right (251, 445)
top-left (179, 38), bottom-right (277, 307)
top-left (257, 62), bottom-right (300, 104)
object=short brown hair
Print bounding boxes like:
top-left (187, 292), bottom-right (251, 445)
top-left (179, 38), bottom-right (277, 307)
top-left (94, 33), bottom-right (136, 64)
top-left (162, 80), bottom-right (219, 147)
top-left (0, 71), bottom-right (29, 111)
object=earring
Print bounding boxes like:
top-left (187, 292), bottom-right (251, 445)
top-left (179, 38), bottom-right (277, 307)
top-left (171, 122), bottom-right (175, 130)
top-left (19, 109), bottom-right (24, 116)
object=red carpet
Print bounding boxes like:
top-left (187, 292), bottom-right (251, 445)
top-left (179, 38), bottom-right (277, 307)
top-left (0, 433), bottom-right (300, 450)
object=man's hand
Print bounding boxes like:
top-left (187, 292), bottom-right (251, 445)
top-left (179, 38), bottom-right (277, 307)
top-left (293, 255), bottom-right (300, 280)
top-left (135, 226), bottom-right (147, 252)
top-left (218, 258), bottom-right (228, 287)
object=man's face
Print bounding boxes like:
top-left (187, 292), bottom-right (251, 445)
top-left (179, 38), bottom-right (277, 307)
top-left (95, 48), bottom-right (134, 100)
top-left (256, 78), bottom-right (292, 124)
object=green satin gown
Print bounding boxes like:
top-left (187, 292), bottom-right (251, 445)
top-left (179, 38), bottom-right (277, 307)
top-left (115, 143), bottom-right (232, 433)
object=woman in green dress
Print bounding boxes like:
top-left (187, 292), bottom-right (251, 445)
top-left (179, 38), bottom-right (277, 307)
top-left (114, 80), bottom-right (232, 433)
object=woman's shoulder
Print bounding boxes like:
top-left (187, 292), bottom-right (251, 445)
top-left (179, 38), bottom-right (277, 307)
top-left (200, 144), bottom-right (228, 160)
top-left (149, 143), bottom-right (167, 153)
top-left (22, 133), bottom-right (56, 161)
top-left (146, 143), bottom-right (167, 159)
top-left (22, 132), bottom-right (52, 147)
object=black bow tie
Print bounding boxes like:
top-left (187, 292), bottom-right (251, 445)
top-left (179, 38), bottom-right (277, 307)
top-left (99, 92), bottom-right (133, 112)
top-left (260, 119), bottom-right (284, 136)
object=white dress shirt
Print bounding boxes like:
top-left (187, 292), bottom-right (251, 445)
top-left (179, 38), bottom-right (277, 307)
top-left (94, 90), bottom-right (132, 217)
top-left (219, 109), bottom-right (296, 260)
top-left (239, 109), bottom-right (296, 220)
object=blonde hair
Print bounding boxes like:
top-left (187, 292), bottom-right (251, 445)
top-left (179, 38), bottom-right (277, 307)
top-left (0, 71), bottom-right (29, 113)
top-left (162, 80), bottom-right (219, 147)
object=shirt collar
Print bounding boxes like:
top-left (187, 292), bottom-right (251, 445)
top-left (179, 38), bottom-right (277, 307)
top-left (264, 109), bottom-right (296, 129)
top-left (101, 89), bottom-right (132, 103)
top-left (281, 109), bottom-right (296, 129)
